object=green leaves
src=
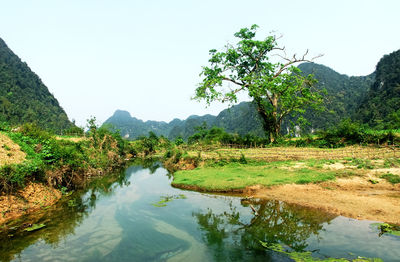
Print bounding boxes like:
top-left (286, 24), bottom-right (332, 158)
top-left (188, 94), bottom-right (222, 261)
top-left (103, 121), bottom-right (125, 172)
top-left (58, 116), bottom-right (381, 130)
top-left (195, 25), bottom-right (323, 140)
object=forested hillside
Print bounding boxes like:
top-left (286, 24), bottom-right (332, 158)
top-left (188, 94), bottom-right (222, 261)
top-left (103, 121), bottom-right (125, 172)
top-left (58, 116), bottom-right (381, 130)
top-left (104, 103), bottom-right (265, 140)
top-left (105, 51), bottom-right (400, 140)
top-left (296, 63), bottom-right (374, 130)
top-left (0, 38), bottom-right (72, 131)
top-left (355, 49), bottom-right (400, 129)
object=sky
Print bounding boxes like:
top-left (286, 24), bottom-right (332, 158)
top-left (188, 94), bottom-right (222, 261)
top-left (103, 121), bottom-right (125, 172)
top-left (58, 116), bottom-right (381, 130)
top-left (0, 0), bottom-right (399, 127)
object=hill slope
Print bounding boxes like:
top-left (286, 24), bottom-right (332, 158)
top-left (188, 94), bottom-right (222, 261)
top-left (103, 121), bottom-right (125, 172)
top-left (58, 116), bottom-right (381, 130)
top-left (104, 103), bottom-right (265, 140)
top-left (355, 49), bottom-right (400, 128)
top-left (0, 38), bottom-right (72, 131)
top-left (105, 52), bottom-right (400, 139)
top-left (297, 63), bottom-right (374, 130)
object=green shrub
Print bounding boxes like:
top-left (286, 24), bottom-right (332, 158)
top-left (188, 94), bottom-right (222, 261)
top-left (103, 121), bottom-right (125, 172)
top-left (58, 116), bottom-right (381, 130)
top-left (381, 173), bottom-right (400, 184)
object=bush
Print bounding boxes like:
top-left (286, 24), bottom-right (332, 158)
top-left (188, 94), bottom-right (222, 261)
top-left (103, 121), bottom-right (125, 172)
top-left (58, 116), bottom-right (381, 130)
top-left (1, 122), bottom-right (133, 193)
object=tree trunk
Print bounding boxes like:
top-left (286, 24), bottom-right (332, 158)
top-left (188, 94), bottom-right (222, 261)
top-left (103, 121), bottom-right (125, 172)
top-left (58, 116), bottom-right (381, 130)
top-left (254, 99), bottom-right (274, 143)
top-left (270, 95), bottom-right (280, 142)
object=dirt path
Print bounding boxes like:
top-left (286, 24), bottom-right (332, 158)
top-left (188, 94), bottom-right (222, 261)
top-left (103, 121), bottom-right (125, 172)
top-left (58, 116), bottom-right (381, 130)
top-left (247, 175), bottom-right (400, 225)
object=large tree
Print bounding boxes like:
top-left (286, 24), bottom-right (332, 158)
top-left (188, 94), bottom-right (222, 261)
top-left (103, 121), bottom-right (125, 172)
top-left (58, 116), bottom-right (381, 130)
top-left (194, 25), bottom-right (324, 141)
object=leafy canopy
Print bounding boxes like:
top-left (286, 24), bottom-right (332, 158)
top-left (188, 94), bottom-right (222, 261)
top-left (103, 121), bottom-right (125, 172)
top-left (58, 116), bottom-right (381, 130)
top-left (194, 24), bottom-right (324, 139)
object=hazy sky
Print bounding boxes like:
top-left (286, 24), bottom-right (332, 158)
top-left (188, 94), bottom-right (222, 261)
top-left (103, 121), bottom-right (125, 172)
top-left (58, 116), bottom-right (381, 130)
top-left (1, 0), bottom-right (399, 127)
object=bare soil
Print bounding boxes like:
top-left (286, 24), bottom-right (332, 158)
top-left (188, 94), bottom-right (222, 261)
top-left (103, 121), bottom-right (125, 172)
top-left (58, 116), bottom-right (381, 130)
top-left (247, 174), bottom-right (400, 225)
top-left (188, 145), bottom-right (400, 162)
top-left (172, 157), bottom-right (400, 225)
top-left (0, 132), bottom-right (26, 165)
top-left (0, 182), bottom-right (61, 225)
top-left (56, 136), bottom-right (86, 142)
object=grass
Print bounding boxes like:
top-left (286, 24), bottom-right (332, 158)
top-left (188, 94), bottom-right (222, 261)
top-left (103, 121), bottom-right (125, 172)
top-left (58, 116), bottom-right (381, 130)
top-left (380, 173), bottom-right (400, 184)
top-left (184, 145), bottom-right (400, 162)
top-left (172, 161), bottom-right (336, 191)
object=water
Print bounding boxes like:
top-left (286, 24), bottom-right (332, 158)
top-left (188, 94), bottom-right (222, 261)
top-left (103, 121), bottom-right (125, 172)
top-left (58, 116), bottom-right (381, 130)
top-left (1, 162), bottom-right (399, 261)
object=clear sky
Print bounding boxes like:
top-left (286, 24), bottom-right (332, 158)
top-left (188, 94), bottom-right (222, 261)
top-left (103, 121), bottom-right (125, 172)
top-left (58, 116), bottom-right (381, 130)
top-left (1, 0), bottom-right (399, 127)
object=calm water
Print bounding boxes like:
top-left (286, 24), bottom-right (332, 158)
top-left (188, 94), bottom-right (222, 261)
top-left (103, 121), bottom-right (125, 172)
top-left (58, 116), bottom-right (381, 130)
top-left (1, 161), bottom-right (399, 262)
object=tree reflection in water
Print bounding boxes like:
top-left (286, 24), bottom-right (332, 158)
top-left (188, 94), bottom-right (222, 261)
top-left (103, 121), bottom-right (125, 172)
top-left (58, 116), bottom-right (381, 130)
top-left (0, 167), bottom-right (131, 262)
top-left (193, 198), bottom-right (337, 260)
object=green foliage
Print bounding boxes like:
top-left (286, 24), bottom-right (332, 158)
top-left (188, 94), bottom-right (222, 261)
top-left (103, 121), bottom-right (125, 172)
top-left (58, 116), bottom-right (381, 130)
top-left (105, 50), bottom-right (400, 141)
top-left (151, 194), bottom-right (186, 207)
top-left (172, 161), bottom-right (336, 191)
top-left (24, 223), bottom-right (46, 232)
top-left (383, 158), bottom-right (400, 168)
top-left (371, 223), bottom-right (400, 237)
top-left (287, 119), bottom-right (399, 148)
top-left (239, 152), bottom-right (247, 164)
top-left (259, 241), bottom-right (382, 262)
top-left (194, 25), bottom-right (324, 140)
top-left (380, 173), bottom-right (400, 184)
top-left (188, 126), bottom-right (268, 147)
top-left (0, 122), bottom-right (132, 193)
top-left (63, 125), bottom-right (84, 136)
top-left (294, 63), bottom-right (374, 133)
top-left (355, 50), bottom-right (400, 128)
top-left (0, 38), bottom-right (72, 132)
top-left (174, 136), bottom-right (184, 146)
top-left (348, 159), bottom-right (374, 169)
top-left (132, 131), bottom-right (163, 156)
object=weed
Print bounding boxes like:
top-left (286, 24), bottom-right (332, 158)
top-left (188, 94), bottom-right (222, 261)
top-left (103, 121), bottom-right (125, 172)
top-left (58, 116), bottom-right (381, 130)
top-left (151, 194), bottom-right (186, 207)
top-left (239, 153), bottom-right (247, 164)
top-left (369, 179), bottom-right (379, 184)
top-left (384, 158), bottom-right (400, 168)
top-left (24, 223), bottom-right (46, 232)
top-left (350, 158), bottom-right (375, 169)
top-left (380, 173), bottom-right (400, 184)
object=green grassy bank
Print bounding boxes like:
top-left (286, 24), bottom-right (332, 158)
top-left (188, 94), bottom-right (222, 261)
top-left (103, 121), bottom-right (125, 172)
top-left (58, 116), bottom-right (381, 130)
top-left (171, 160), bottom-right (338, 191)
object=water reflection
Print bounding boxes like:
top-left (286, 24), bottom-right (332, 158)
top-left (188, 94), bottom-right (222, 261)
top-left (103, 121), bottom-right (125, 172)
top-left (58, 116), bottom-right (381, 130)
top-left (193, 198), bottom-right (336, 261)
top-left (0, 167), bottom-right (131, 262)
top-left (0, 161), bottom-right (398, 262)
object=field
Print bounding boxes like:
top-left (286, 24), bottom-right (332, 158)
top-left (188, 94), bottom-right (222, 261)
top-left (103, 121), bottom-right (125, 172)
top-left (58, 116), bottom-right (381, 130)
top-left (173, 161), bottom-right (337, 191)
top-left (171, 145), bottom-right (400, 224)
top-left (184, 145), bottom-right (400, 162)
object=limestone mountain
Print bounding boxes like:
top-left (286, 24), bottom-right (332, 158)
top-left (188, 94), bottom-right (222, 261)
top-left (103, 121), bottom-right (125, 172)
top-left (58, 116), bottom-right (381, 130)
top-left (105, 51), bottom-right (400, 139)
top-left (104, 103), bottom-right (265, 140)
top-left (0, 37), bottom-right (72, 131)
top-left (355, 49), bottom-right (400, 128)
top-left (297, 62), bottom-right (374, 130)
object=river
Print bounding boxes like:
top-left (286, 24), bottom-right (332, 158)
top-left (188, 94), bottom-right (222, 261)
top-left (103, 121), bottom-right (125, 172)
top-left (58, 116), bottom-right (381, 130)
top-left (1, 161), bottom-right (399, 261)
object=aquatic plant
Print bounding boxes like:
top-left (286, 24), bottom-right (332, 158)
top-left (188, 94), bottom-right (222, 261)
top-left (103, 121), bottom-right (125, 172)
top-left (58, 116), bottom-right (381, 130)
top-left (259, 241), bottom-right (383, 262)
top-left (151, 194), bottom-right (186, 207)
top-left (24, 223), bottom-right (46, 232)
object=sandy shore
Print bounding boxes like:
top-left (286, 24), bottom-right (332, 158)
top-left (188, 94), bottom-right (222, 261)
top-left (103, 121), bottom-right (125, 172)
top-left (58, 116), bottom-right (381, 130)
top-left (246, 175), bottom-right (400, 225)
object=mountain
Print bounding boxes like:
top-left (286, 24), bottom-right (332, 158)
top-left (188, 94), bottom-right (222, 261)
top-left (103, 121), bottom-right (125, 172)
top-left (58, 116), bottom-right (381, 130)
top-left (296, 63), bottom-right (374, 130)
top-left (103, 110), bottom-right (170, 139)
top-left (105, 52), bottom-right (400, 140)
top-left (0, 38), bottom-right (72, 131)
top-left (104, 103), bottom-right (265, 140)
top-left (355, 49), bottom-right (400, 128)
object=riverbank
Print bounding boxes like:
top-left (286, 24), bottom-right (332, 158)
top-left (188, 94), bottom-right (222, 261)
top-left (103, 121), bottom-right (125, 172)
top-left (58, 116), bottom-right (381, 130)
top-left (0, 124), bottom-right (134, 225)
top-left (0, 182), bottom-right (61, 225)
top-left (171, 157), bottom-right (400, 225)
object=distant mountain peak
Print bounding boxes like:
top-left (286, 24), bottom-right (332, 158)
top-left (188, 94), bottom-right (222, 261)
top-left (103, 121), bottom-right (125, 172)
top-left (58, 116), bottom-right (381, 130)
top-left (112, 110), bottom-right (132, 119)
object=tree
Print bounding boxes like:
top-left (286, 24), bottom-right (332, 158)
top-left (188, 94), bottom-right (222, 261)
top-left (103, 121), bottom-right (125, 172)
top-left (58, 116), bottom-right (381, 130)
top-left (194, 25), bottom-right (324, 141)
